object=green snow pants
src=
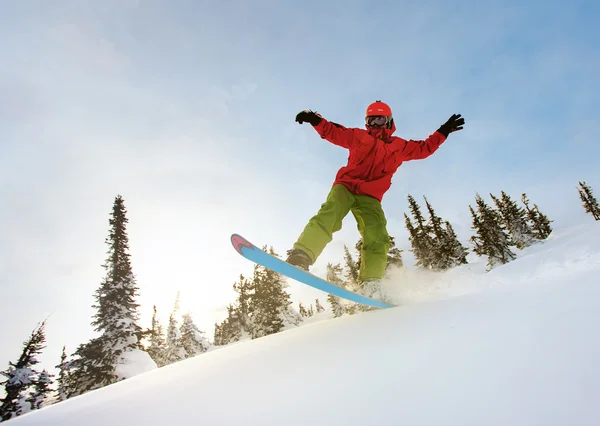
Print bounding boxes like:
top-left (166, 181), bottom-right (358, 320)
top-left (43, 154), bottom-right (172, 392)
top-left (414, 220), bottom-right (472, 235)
top-left (293, 184), bottom-right (390, 282)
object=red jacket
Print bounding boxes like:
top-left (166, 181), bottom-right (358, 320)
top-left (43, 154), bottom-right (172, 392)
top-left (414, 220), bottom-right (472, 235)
top-left (313, 118), bottom-right (446, 202)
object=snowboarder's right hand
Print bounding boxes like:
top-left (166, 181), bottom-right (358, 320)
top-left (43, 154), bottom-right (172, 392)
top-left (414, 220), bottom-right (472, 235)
top-left (295, 110), bottom-right (322, 126)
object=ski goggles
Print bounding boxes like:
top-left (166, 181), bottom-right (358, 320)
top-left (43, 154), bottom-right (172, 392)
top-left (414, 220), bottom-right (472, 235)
top-left (366, 115), bottom-right (389, 127)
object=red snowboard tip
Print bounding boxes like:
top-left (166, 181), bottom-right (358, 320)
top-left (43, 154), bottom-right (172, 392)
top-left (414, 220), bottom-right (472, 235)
top-left (231, 234), bottom-right (254, 255)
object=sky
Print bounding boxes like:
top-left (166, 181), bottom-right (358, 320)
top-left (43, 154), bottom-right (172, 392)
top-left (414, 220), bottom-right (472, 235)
top-left (0, 0), bottom-right (599, 373)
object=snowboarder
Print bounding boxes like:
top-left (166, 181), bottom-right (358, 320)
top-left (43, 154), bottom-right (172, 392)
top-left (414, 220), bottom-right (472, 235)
top-left (286, 100), bottom-right (465, 290)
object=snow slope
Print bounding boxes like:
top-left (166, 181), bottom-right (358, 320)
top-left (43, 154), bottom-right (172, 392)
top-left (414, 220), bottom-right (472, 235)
top-left (11, 223), bottom-right (600, 426)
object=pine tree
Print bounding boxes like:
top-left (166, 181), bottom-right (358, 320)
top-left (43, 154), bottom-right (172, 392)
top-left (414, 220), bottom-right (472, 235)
top-left (469, 194), bottom-right (516, 269)
top-left (423, 196), bottom-right (468, 270)
top-left (0, 321), bottom-right (47, 421)
top-left (578, 181), bottom-right (600, 220)
top-left (298, 303), bottom-right (309, 317)
top-left (231, 274), bottom-right (253, 332)
top-left (405, 195), bottom-right (434, 269)
top-left (67, 195), bottom-right (145, 397)
top-left (91, 195), bottom-right (143, 348)
top-left (55, 346), bottom-right (69, 402)
top-left (165, 313), bottom-right (183, 364)
top-left (147, 306), bottom-right (168, 367)
top-left (164, 293), bottom-right (185, 364)
top-left (213, 275), bottom-right (254, 346)
top-left (522, 193), bottom-right (553, 239)
top-left (26, 370), bottom-right (53, 410)
top-left (250, 246), bottom-right (300, 338)
top-left (491, 191), bottom-right (535, 249)
top-left (443, 221), bottom-right (469, 267)
top-left (179, 313), bottom-right (210, 358)
top-left (326, 263), bottom-right (345, 318)
top-left (66, 336), bottom-right (113, 398)
top-left (406, 195), bottom-right (466, 271)
top-left (315, 299), bottom-right (325, 314)
top-left (213, 304), bottom-right (243, 346)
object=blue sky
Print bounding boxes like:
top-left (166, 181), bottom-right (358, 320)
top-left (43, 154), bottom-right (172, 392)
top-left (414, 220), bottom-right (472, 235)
top-left (1, 0), bottom-right (599, 373)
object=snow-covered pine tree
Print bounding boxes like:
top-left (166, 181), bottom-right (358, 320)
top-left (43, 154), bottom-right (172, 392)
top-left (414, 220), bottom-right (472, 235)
top-left (326, 263), bottom-right (345, 318)
top-left (315, 299), bottom-right (325, 313)
top-left (442, 221), bottom-right (469, 267)
top-left (213, 275), bottom-right (254, 346)
top-left (67, 195), bottom-right (148, 397)
top-left (405, 195), bottom-right (434, 269)
top-left (66, 336), bottom-right (113, 397)
top-left (164, 313), bottom-right (183, 364)
top-left (249, 246), bottom-right (300, 339)
top-left (164, 293), bottom-right (186, 365)
top-left (213, 304), bottom-right (243, 346)
top-left (55, 346), bottom-right (69, 402)
top-left (578, 181), bottom-right (600, 220)
top-left (147, 306), bottom-right (168, 367)
top-left (406, 195), bottom-right (466, 271)
top-left (231, 274), bottom-right (252, 332)
top-left (490, 191), bottom-right (535, 249)
top-left (424, 196), bottom-right (453, 270)
top-left (91, 195), bottom-right (143, 350)
top-left (469, 194), bottom-right (516, 270)
top-left (26, 370), bottom-right (53, 410)
top-left (298, 303), bottom-right (309, 317)
top-left (179, 313), bottom-right (210, 359)
top-left (0, 320), bottom-right (47, 421)
top-left (521, 193), bottom-right (553, 239)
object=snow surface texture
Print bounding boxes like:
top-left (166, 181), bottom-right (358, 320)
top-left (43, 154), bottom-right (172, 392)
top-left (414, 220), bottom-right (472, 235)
top-left (11, 223), bottom-right (600, 426)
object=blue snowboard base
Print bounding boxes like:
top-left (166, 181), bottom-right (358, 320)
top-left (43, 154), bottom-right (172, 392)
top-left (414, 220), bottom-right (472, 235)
top-left (231, 233), bottom-right (396, 309)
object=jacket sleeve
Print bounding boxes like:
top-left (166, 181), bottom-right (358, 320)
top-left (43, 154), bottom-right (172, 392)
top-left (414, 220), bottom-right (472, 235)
top-left (396, 131), bottom-right (447, 161)
top-left (312, 119), bottom-right (357, 149)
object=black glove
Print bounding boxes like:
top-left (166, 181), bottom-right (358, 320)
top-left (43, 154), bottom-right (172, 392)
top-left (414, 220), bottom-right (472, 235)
top-left (437, 114), bottom-right (465, 137)
top-left (295, 110), bottom-right (322, 126)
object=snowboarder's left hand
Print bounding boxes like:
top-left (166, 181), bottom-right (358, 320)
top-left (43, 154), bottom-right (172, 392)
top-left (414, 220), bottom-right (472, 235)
top-left (437, 114), bottom-right (465, 137)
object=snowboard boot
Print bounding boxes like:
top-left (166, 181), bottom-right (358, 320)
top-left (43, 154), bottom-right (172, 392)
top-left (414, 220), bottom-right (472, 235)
top-left (285, 248), bottom-right (312, 271)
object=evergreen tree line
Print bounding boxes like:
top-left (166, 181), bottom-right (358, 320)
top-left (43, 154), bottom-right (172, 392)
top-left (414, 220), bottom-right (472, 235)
top-left (404, 181), bottom-right (598, 272)
top-left (405, 190), bottom-right (553, 271)
top-left (146, 293), bottom-right (211, 368)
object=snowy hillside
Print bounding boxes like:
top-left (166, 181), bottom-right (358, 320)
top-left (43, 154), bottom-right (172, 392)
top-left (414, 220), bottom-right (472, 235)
top-left (10, 223), bottom-right (600, 426)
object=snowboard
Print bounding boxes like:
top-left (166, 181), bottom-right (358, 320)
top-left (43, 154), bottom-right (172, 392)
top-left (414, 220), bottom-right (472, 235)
top-left (231, 233), bottom-right (396, 309)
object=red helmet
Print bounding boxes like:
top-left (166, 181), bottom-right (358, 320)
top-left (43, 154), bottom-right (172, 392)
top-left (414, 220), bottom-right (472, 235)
top-left (366, 100), bottom-right (392, 117)
top-left (365, 100), bottom-right (393, 128)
